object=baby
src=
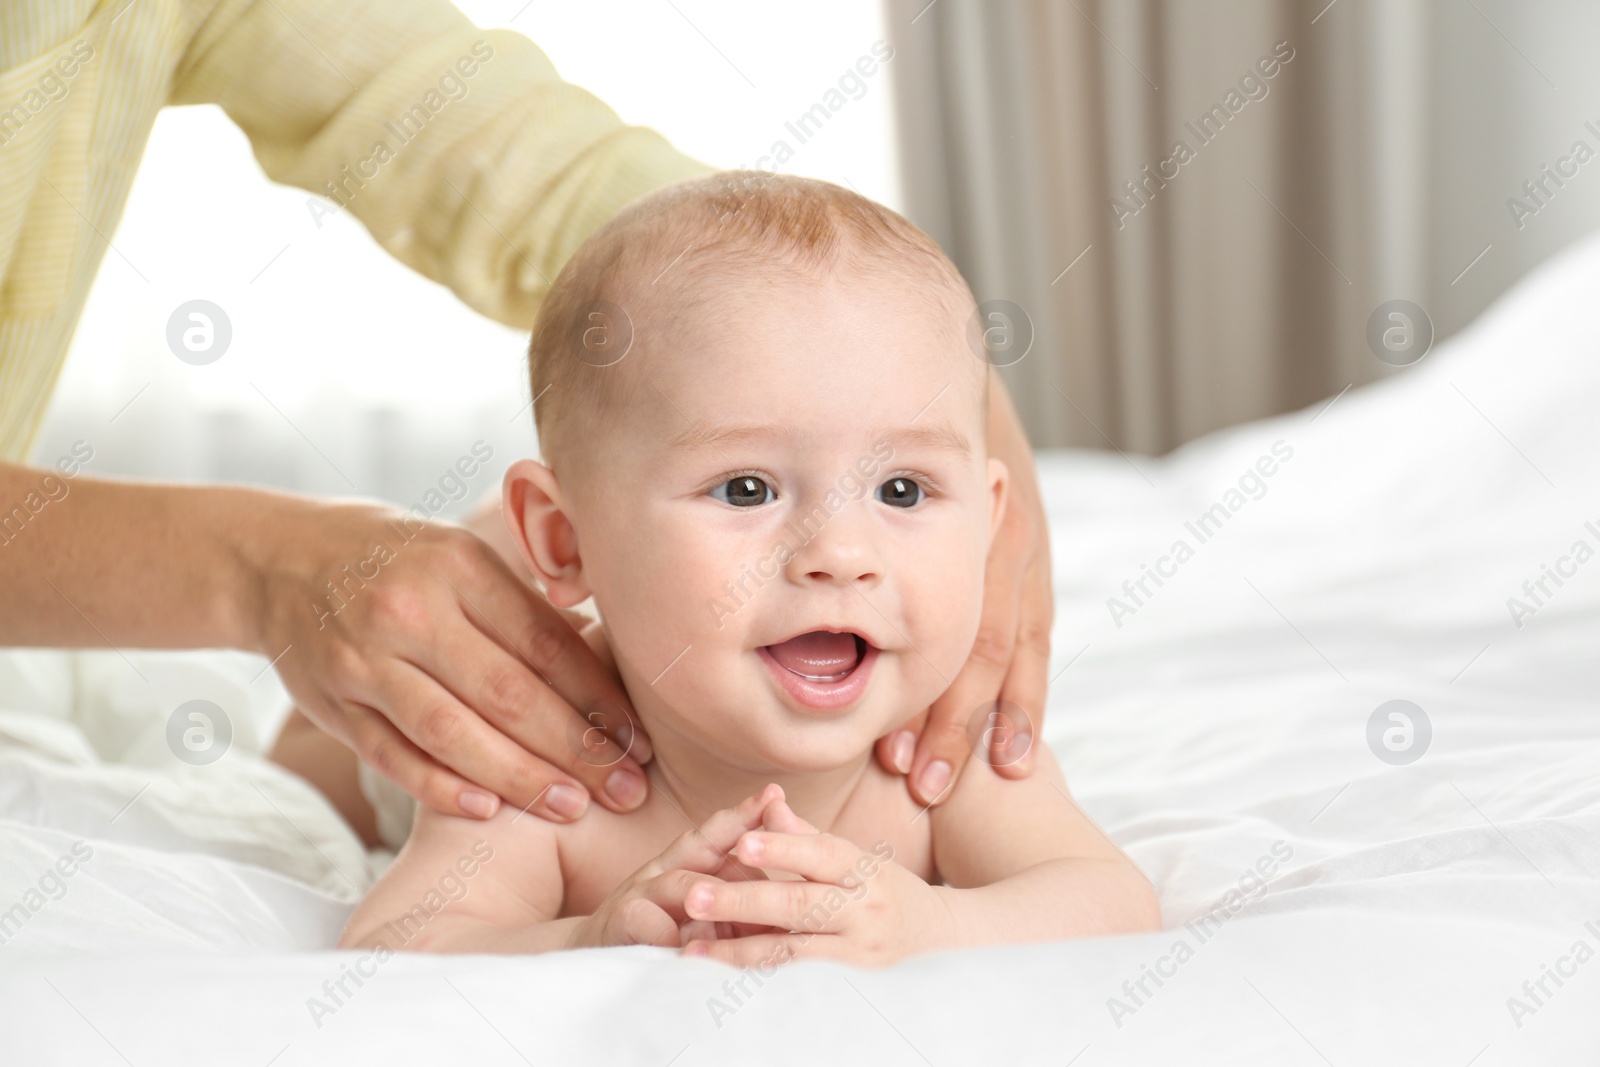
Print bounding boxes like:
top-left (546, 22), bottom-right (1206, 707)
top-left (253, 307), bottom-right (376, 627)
top-left (334, 171), bottom-right (1159, 965)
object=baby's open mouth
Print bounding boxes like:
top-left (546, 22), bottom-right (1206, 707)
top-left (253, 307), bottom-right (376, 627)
top-left (762, 630), bottom-right (869, 682)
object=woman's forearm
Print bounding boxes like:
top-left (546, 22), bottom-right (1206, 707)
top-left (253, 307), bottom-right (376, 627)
top-left (0, 460), bottom-right (269, 651)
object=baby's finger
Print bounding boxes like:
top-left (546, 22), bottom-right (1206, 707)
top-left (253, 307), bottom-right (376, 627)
top-left (641, 869), bottom-right (725, 923)
top-left (684, 877), bottom-right (854, 933)
top-left (656, 784), bottom-right (783, 873)
top-left (679, 918), bottom-right (719, 943)
top-left (735, 830), bottom-right (866, 886)
top-left (684, 932), bottom-right (845, 968)
top-left (708, 853), bottom-right (768, 887)
top-left (760, 798), bottom-right (818, 835)
top-left (598, 898), bottom-right (679, 948)
top-left (729, 921), bottom-right (782, 939)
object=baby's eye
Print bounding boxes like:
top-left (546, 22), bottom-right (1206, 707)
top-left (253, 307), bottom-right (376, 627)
top-left (877, 477), bottom-right (923, 508)
top-left (710, 475), bottom-right (774, 507)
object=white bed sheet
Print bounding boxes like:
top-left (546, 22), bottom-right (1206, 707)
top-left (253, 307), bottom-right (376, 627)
top-left (3, 230), bottom-right (1599, 1063)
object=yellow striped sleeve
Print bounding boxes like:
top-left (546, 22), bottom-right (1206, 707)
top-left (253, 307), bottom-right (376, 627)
top-left (0, 0), bottom-right (714, 462)
top-left (171, 0), bottom-right (716, 330)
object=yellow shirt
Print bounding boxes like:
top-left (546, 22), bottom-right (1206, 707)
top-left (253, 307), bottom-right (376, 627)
top-left (0, 0), bottom-right (713, 462)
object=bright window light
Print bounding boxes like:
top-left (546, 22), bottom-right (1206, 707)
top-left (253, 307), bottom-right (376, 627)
top-left (35, 1), bottom-right (900, 505)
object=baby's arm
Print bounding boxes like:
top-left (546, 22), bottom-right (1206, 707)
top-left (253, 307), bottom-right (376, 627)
top-left (679, 747), bottom-right (1158, 966)
top-left (338, 800), bottom-right (577, 953)
top-left (340, 784), bottom-right (784, 954)
top-left (926, 744), bottom-right (1160, 945)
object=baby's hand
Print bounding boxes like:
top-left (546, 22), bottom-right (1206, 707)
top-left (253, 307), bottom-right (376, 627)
top-left (567, 784), bottom-right (781, 950)
top-left (680, 799), bottom-right (950, 967)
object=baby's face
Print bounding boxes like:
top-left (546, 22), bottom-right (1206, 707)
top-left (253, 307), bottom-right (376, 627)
top-left (531, 267), bottom-right (1003, 775)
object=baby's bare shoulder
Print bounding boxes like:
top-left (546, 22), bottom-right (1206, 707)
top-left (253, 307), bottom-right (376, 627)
top-left (409, 798), bottom-right (569, 920)
top-left (546, 793), bottom-right (706, 916)
top-left (930, 744), bottom-right (1124, 888)
top-left (340, 796), bottom-right (567, 948)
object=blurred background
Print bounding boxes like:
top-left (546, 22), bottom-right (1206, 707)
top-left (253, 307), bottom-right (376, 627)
top-left (29, 0), bottom-right (1600, 509)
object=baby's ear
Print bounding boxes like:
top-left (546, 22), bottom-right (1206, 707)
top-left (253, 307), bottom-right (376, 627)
top-left (986, 457), bottom-right (1010, 545)
top-left (501, 459), bottom-right (590, 607)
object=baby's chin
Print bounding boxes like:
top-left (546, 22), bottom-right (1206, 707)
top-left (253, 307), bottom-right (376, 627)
top-left (740, 721), bottom-right (890, 774)
top-left (649, 691), bottom-right (910, 776)
top-left (621, 646), bottom-right (952, 774)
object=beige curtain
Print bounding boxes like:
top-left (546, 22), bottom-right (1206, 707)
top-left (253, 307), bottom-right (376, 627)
top-left (887, 0), bottom-right (1600, 453)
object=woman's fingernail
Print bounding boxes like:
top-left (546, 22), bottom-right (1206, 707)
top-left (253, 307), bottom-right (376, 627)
top-left (918, 759), bottom-right (952, 800)
top-left (890, 731), bottom-right (914, 775)
top-left (1004, 731), bottom-right (1034, 765)
top-left (613, 719), bottom-right (652, 763)
top-left (631, 726), bottom-right (654, 763)
top-left (545, 783), bottom-right (588, 820)
top-left (459, 790), bottom-right (499, 819)
top-left (605, 767), bottom-right (647, 809)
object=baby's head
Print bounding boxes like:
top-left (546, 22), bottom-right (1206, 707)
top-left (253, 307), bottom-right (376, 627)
top-left (503, 171), bottom-right (1005, 777)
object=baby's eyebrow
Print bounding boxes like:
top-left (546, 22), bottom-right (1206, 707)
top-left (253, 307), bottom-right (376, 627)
top-left (666, 423), bottom-right (802, 450)
top-left (666, 422), bottom-right (970, 456)
top-left (878, 423), bottom-right (972, 457)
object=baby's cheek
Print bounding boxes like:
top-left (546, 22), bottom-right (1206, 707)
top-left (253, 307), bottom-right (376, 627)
top-left (600, 522), bottom-right (749, 649)
top-left (900, 546), bottom-right (988, 680)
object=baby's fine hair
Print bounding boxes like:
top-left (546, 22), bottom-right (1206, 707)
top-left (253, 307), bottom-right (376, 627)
top-left (527, 169), bottom-right (977, 463)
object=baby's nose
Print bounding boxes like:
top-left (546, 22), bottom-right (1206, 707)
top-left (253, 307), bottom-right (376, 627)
top-left (802, 559), bottom-right (880, 584)
top-left (785, 514), bottom-right (884, 587)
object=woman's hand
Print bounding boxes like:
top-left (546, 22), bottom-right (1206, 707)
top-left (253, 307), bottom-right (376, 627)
top-left (246, 493), bottom-right (652, 823)
top-left (876, 369), bottom-right (1053, 806)
top-left (681, 795), bottom-right (952, 967)
top-left (569, 785), bottom-right (780, 949)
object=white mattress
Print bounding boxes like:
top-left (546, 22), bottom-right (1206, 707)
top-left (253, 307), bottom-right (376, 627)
top-left (3, 232), bottom-right (1599, 1063)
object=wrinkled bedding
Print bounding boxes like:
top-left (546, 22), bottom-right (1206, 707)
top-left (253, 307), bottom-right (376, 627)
top-left (3, 230), bottom-right (1599, 1063)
